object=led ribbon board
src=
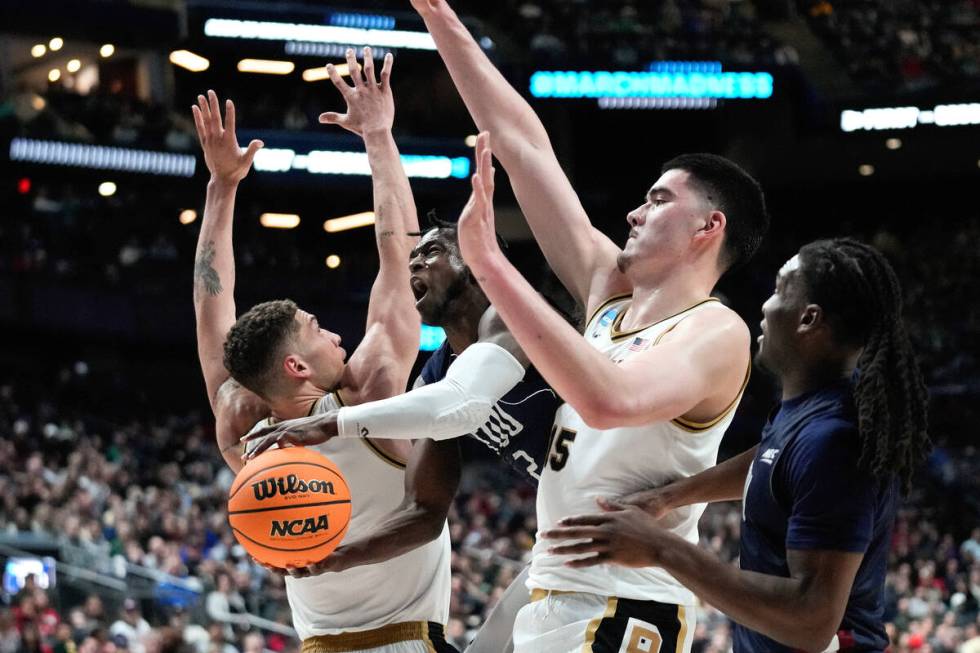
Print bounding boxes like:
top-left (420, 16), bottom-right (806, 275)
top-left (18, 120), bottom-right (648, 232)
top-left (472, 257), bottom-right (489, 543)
top-left (9, 138), bottom-right (196, 177)
top-left (530, 66), bottom-right (774, 109)
top-left (203, 18), bottom-right (436, 50)
top-left (253, 148), bottom-right (470, 180)
top-left (840, 103), bottom-right (980, 132)
top-left (420, 324), bottom-right (447, 352)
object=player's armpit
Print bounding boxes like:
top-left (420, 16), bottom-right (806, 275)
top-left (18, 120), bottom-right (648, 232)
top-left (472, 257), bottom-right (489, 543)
top-left (214, 379), bottom-right (269, 473)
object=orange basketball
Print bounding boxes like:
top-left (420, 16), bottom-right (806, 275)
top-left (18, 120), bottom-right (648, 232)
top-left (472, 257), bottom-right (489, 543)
top-left (228, 446), bottom-right (352, 569)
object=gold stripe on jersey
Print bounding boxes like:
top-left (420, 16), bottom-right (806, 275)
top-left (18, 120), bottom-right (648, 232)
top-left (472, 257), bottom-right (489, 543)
top-left (361, 438), bottom-right (408, 469)
top-left (609, 298), bottom-right (721, 341)
top-left (675, 605), bottom-right (688, 653)
top-left (672, 362), bottom-right (752, 433)
top-left (301, 621), bottom-right (434, 652)
top-left (582, 597), bottom-right (619, 652)
top-left (586, 292), bottom-right (633, 328)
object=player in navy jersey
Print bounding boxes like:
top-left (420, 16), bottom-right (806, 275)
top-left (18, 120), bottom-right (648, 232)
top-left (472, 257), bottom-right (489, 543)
top-left (544, 239), bottom-right (930, 652)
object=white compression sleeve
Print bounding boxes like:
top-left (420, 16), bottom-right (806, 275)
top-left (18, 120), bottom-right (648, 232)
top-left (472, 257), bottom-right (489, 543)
top-left (336, 342), bottom-right (525, 440)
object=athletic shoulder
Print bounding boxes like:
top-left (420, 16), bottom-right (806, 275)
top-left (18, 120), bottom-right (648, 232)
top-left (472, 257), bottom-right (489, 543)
top-left (477, 305), bottom-right (529, 367)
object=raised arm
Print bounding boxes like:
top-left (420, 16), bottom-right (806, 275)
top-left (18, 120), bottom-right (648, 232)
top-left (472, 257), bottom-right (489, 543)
top-left (321, 48), bottom-right (421, 402)
top-left (282, 438), bottom-right (461, 576)
top-left (457, 135), bottom-right (748, 429)
top-left (411, 0), bottom-right (625, 309)
top-left (190, 91), bottom-right (263, 411)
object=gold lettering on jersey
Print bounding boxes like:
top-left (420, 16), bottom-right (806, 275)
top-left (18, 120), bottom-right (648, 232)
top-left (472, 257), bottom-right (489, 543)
top-left (621, 623), bottom-right (662, 653)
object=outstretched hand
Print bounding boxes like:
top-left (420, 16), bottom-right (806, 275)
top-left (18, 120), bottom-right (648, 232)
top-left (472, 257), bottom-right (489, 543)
top-left (191, 90), bottom-right (263, 185)
top-left (239, 411), bottom-right (340, 462)
top-left (541, 498), bottom-right (678, 568)
top-left (456, 132), bottom-right (504, 270)
top-left (409, 0), bottom-right (444, 16)
top-left (319, 47), bottom-right (395, 137)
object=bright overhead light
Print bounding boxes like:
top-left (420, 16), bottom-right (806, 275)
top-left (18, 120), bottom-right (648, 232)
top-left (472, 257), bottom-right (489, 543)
top-left (204, 18), bottom-right (436, 51)
top-left (48, 37), bottom-right (64, 51)
top-left (885, 138), bottom-right (902, 150)
top-left (48, 68), bottom-right (61, 82)
top-left (9, 138), bottom-right (197, 177)
top-left (98, 181), bottom-right (117, 196)
top-left (324, 211), bottom-right (375, 233)
top-left (858, 164), bottom-right (875, 177)
top-left (67, 59), bottom-right (81, 73)
top-left (100, 44), bottom-right (115, 58)
top-left (179, 209), bottom-right (198, 225)
top-left (238, 59), bottom-right (295, 75)
top-left (31, 95), bottom-right (46, 110)
top-left (325, 254), bottom-right (341, 269)
top-left (31, 44), bottom-right (46, 58)
top-left (302, 63), bottom-right (348, 82)
top-left (260, 213), bottom-right (301, 229)
top-left (169, 50), bottom-right (210, 72)
top-left (464, 135), bottom-right (478, 147)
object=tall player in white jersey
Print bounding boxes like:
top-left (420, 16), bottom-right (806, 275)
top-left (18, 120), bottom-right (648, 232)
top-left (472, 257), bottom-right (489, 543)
top-left (411, 4), bottom-right (768, 650)
top-left (191, 48), bottom-right (456, 652)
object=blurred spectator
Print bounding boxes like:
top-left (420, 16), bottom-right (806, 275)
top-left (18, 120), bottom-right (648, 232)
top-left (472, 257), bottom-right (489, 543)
top-left (109, 601), bottom-right (150, 653)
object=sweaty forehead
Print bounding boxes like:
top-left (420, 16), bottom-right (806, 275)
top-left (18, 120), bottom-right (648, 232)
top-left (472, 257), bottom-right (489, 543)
top-left (418, 228), bottom-right (457, 249)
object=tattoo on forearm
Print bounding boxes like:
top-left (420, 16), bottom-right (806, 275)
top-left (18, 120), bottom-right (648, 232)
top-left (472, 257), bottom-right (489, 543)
top-left (194, 241), bottom-right (223, 296)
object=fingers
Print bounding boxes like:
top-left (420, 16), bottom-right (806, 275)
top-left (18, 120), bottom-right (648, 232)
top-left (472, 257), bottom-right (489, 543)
top-left (326, 63), bottom-right (353, 98)
top-left (597, 497), bottom-right (626, 512)
top-left (379, 52), bottom-right (393, 90)
top-left (318, 112), bottom-right (344, 125)
top-left (548, 540), bottom-right (608, 556)
top-left (564, 553), bottom-right (609, 568)
top-left (243, 139), bottom-right (263, 167)
top-left (556, 513), bottom-right (610, 527)
top-left (207, 89), bottom-right (222, 132)
top-left (541, 525), bottom-right (605, 540)
top-left (241, 426), bottom-right (274, 442)
top-left (244, 433), bottom-right (279, 459)
top-left (197, 95), bottom-right (211, 135)
top-left (224, 99), bottom-right (236, 134)
top-left (345, 49), bottom-right (364, 89)
top-left (190, 105), bottom-right (206, 144)
top-left (362, 47), bottom-right (376, 86)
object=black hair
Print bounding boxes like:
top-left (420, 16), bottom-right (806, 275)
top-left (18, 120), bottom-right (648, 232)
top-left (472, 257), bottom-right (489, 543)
top-left (410, 209), bottom-right (509, 252)
top-left (798, 238), bottom-right (931, 492)
top-left (661, 153), bottom-right (768, 272)
top-left (223, 299), bottom-right (300, 397)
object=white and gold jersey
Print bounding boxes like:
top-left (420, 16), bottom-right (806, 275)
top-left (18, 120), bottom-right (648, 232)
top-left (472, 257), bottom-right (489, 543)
top-left (528, 295), bottom-right (748, 605)
top-left (246, 393), bottom-right (451, 639)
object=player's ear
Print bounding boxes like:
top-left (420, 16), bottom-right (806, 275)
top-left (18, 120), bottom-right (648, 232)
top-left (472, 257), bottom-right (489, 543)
top-left (282, 354), bottom-right (310, 380)
top-left (694, 210), bottom-right (725, 244)
top-left (798, 304), bottom-right (824, 334)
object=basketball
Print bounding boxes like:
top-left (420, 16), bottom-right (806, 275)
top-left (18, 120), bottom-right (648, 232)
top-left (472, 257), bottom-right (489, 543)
top-left (228, 447), bottom-right (352, 569)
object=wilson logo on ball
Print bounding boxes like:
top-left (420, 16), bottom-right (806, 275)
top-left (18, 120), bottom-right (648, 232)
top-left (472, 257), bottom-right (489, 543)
top-left (270, 515), bottom-right (330, 537)
top-left (252, 474), bottom-right (336, 501)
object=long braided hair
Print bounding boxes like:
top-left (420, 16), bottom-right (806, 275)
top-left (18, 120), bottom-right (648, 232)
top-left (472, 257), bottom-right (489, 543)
top-left (798, 238), bottom-right (931, 492)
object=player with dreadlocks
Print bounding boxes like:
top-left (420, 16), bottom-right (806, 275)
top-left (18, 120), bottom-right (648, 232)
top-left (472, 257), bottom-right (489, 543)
top-left (543, 238), bottom-right (930, 652)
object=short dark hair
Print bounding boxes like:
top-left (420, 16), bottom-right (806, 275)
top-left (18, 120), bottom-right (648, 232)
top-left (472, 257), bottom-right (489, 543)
top-left (661, 153), bottom-right (768, 272)
top-left (411, 210), bottom-right (508, 252)
top-left (223, 299), bottom-right (300, 397)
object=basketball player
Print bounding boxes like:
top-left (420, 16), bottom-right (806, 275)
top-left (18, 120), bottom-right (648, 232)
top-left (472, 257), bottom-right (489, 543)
top-left (544, 240), bottom-right (931, 652)
top-left (191, 47), bottom-right (457, 652)
top-left (439, 108), bottom-right (765, 653)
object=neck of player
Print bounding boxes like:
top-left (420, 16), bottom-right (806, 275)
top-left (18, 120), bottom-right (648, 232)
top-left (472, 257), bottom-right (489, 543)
top-left (779, 348), bottom-right (861, 402)
top-left (619, 272), bottom-right (717, 332)
top-left (440, 296), bottom-right (490, 355)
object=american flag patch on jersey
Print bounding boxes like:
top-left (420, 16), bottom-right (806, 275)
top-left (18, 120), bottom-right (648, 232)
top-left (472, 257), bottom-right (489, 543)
top-left (629, 336), bottom-right (651, 351)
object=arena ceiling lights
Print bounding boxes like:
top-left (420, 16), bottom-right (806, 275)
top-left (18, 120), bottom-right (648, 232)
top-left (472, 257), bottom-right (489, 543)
top-left (252, 148), bottom-right (470, 180)
top-left (203, 18), bottom-right (436, 51)
top-left (840, 102), bottom-right (980, 132)
top-left (9, 138), bottom-right (196, 177)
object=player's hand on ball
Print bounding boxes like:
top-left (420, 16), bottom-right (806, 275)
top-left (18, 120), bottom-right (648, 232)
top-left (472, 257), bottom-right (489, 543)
top-left (457, 132), bottom-right (502, 269)
top-left (283, 546), bottom-right (351, 578)
top-left (542, 499), bottom-right (677, 568)
top-left (191, 90), bottom-right (263, 185)
top-left (319, 47), bottom-right (394, 138)
top-left (240, 411), bottom-right (340, 461)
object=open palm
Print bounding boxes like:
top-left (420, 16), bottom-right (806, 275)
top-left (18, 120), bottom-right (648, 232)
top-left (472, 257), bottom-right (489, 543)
top-left (319, 47), bottom-right (395, 137)
top-left (191, 90), bottom-right (263, 184)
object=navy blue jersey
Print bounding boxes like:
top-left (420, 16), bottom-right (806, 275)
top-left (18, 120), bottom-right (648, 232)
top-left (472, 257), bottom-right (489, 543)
top-left (419, 339), bottom-right (559, 485)
top-left (735, 381), bottom-right (899, 653)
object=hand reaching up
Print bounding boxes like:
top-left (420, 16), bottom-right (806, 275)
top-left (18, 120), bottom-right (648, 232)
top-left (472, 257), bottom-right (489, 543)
top-left (456, 132), bottom-right (503, 270)
top-left (319, 47), bottom-right (395, 138)
top-left (191, 90), bottom-right (263, 185)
